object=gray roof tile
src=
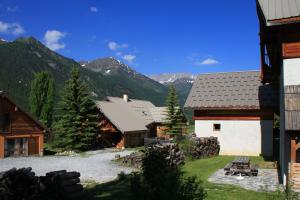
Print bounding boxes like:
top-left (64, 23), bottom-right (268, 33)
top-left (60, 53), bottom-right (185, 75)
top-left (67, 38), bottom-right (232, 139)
top-left (184, 71), bottom-right (277, 110)
top-left (96, 97), bottom-right (156, 133)
top-left (148, 107), bottom-right (168, 123)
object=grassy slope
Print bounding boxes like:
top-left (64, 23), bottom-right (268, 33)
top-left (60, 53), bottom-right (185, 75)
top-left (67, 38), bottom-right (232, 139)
top-left (85, 156), bottom-right (277, 200)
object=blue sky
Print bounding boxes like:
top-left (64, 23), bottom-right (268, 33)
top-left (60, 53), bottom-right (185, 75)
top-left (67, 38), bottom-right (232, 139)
top-left (0, 0), bottom-right (260, 75)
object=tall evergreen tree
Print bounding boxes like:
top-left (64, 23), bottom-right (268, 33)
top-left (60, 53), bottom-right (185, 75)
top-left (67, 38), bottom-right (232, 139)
top-left (54, 67), bottom-right (98, 151)
top-left (164, 86), bottom-right (186, 135)
top-left (29, 71), bottom-right (54, 127)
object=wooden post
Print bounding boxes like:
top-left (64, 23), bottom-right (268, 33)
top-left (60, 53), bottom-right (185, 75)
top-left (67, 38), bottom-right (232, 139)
top-left (291, 138), bottom-right (297, 163)
top-left (259, 36), bottom-right (265, 81)
top-left (0, 135), bottom-right (4, 158)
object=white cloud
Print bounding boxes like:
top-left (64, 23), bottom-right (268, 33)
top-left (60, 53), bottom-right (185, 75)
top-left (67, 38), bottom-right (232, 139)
top-left (90, 6), bottom-right (98, 12)
top-left (0, 21), bottom-right (24, 35)
top-left (108, 41), bottom-right (118, 51)
top-left (197, 58), bottom-right (219, 65)
top-left (107, 41), bottom-right (128, 51)
top-left (123, 54), bottom-right (136, 63)
top-left (44, 30), bottom-right (66, 51)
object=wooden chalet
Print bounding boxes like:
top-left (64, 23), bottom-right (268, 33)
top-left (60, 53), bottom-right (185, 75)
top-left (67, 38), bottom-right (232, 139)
top-left (257, 0), bottom-right (300, 186)
top-left (96, 95), bottom-right (168, 148)
top-left (0, 91), bottom-right (47, 158)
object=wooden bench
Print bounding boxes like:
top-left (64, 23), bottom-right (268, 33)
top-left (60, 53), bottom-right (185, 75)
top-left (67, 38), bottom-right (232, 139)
top-left (224, 157), bottom-right (259, 176)
top-left (250, 164), bottom-right (258, 176)
top-left (224, 163), bottom-right (232, 175)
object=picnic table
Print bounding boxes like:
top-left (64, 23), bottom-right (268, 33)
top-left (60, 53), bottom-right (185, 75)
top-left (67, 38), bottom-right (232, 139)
top-left (224, 156), bottom-right (258, 176)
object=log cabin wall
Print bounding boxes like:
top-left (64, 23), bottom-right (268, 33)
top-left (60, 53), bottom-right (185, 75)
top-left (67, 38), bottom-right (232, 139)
top-left (98, 113), bottom-right (148, 148)
top-left (123, 131), bottom-right (146, 148)
top-left (98, 114), bottom-right (123, 148)
top-left (0, 96), bottom-right (45, 158)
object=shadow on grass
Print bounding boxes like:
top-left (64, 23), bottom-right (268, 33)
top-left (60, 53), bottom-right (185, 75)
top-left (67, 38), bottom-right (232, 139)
top-left (85, 175), bottom-right (131, 200)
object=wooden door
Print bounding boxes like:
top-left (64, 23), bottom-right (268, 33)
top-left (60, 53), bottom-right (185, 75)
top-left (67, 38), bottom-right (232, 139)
top-left (28, 137), bottom-right (38, 155)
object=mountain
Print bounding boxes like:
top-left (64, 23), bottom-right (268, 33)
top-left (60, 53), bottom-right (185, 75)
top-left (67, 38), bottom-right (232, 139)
top-left (149, 73), bottom-right (196, 84)
top-left (0, 37), bottom-right (168, 111)
top-left (82, 57), bottom-right (168, 106)
top-left (149, 73), bottom-right (196, 106)
top-left (165, 77), bottom-right (194, 106)
top-left (0, 38), bottom-right (8, 44)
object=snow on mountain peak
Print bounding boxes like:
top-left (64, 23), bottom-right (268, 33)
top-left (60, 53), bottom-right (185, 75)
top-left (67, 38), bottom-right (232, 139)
top-left (149, 73), bottom-right (196, 84)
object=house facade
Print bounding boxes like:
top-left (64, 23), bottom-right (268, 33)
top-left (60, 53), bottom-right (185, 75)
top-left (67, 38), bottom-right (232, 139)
top-left (96, 95), bottom-right (168, 148)
top-left (184, 71), bottom-right (276, 156)
top-left (257, 0), bottom-right (300, 185)
top-left (0, 91), bottom-right (46, 158)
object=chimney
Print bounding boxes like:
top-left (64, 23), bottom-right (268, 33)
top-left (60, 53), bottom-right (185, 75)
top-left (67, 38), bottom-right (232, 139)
top-left (123, 93), bottom-right (129, 102)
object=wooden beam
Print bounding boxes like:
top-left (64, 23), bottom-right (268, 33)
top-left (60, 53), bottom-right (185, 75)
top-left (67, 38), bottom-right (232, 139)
top-left (291, 138), bottom-right (297, 163)
top-left (193, 116), bottom-right (262, 120)
top-left (269, 16), bottom-right (300, 26)
top-left (283, 42), bottom-right (300, 59)
top-left (193, 113), bottom-right (274, 120)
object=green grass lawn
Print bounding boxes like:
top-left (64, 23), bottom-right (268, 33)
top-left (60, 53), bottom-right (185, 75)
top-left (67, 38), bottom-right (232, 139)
top-left (182, 156), bottom-right (277, 200)
top-left (85, 156), bottom-right (278, 200)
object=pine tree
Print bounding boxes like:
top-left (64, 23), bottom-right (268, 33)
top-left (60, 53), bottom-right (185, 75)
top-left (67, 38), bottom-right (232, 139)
top-left (164, 86), bottom-right (186, 136)
top-left (29, 71), bottom-right (54, 127)
top-left (54, 67), bottom-right (98, 151)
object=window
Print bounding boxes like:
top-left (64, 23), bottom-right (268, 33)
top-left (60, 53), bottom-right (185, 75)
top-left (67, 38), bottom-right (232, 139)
top-left (0, 113), bottom-right (10, 132)
top-left (213, 124), bottom-right (221, 132)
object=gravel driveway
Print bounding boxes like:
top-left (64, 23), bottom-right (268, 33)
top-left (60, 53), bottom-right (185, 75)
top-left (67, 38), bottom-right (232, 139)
top-left (0, 149), bottom-right (135, 183)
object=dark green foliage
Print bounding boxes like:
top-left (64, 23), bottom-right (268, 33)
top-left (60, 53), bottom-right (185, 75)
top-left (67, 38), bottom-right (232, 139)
top-left (177, 137), bottom-right (196, 160)
top-left (166, 78), bottom-right (193, 106)
top-left (53, 67), bottom-right (98, 151)
top-left (178, 176), bottom-right (207, 200)
top-left (29, 71), bottom-right (54, 127)
top-left (164, 85), bottom-right (187, 135)
top-left (130, 147), bottom-right (206, 200)
top-left (274, 114), bottom-right (280, 129)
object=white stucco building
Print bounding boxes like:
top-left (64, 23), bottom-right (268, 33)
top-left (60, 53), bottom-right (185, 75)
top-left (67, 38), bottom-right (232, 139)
top-left (184, 71), bottom-right (277, 157)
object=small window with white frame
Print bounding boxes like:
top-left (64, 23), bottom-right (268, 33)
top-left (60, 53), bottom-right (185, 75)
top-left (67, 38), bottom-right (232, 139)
top-left (213, 123), bottom-right (221, 132)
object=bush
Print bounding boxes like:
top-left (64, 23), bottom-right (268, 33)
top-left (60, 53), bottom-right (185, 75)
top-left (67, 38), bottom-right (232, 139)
top-left (130, 147), bottom-right (206, 200)
top-left (177, 137), bottom-right (196, 159)
top-left (178, 176), bottom-right (207, 200)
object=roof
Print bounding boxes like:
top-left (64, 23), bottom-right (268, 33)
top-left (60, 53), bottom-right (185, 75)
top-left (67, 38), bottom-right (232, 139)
top-left (184, 71), bottom-right (277, 110)
top-left (148, 107), bottom-right (168, 123)
top-left (257, 0), bottom-right (300, 26)
top-left (0, 91), bottom-right (48, 131)
top-left (96, 96), bottom-right (156, 133)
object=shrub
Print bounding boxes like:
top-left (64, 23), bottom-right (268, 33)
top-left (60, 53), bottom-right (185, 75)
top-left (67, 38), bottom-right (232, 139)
top-left (178, 176), bottom-right (207, 200)
top-left (130, 147), bottom-right (206, 200)
top-left (177, 137), bottom-right (195, 159)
